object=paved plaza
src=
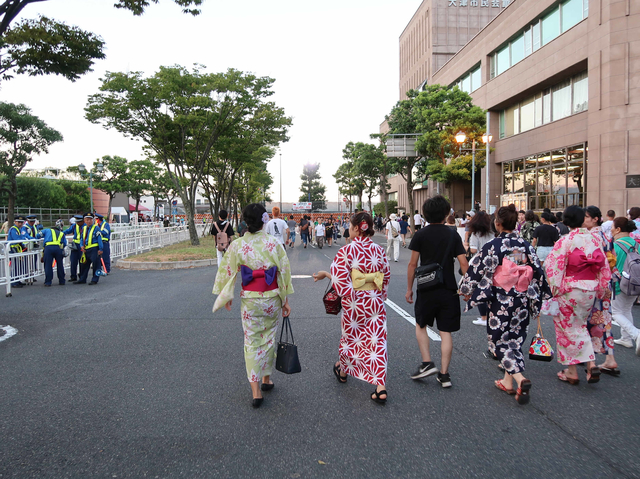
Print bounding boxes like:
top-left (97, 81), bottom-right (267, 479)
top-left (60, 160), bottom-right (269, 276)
top-left (1, 236), bottom-right (639, 478)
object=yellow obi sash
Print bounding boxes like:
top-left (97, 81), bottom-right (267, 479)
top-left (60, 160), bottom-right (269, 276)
top-left (351, 269), bottom-right (383, 291)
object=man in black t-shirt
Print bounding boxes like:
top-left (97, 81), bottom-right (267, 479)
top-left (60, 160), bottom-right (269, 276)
top-left (406, 195), bottom-right (468, 388)
top-left (532, 212), bottom-right (559, 263)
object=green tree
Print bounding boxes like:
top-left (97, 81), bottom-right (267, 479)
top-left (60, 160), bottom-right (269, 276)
top-left (149, 169), bottom-right (179, 219)
top-left (299, 163), bottom-right (326, 211)
top-left (0, 101), bottom-right (62, 223)
top-left (90, 155), bottom-right (130, 217)
top-left (58, 179), bottom-right (90, 211)
top-left (373, 200), bottom-right (397, 217)
top-left (126, 159), bottom-right (160, 215)
top-left (0, 1), bottom-right (202, 83)
top-left (86, 65), bottom-right (287, 245)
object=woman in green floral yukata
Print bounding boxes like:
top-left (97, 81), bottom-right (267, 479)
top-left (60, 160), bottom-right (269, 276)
top-left (212, 203), bottom-right (293, 408)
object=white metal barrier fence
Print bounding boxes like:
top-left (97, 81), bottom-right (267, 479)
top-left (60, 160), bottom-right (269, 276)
top-left (0, 224), bottom-right (207, 297)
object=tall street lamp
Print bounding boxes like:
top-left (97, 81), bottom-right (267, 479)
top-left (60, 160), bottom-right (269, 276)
top-left (455, 131), bottom-right (492, 212)
top-left (78, 162), bottom-right (103, 213)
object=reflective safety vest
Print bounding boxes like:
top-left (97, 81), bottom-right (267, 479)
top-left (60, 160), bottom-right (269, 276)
top-left (9, 226), bottom-right (24, 252)
top-left (27, 224), bottom-right (37, 237)
top-left (46, 229), bottom-right (64, 247)
top-left (84, 224), bottom-right (99, 249)
top-left (99, 221), bottom-right (109, 241)
top-left (74, 224), bottom-right (82, 244)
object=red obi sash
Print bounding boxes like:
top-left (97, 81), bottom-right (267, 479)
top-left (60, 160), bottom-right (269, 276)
top-left (241, 265), bottom-right (278, 292)
top-left (565, 249), bottom-right (604, 281)
top-left (493, 258), bottom-right (533, 293)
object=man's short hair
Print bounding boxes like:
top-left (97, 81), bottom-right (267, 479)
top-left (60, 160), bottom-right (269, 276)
top-left (422, 195), bottom-right (451, 224)
top-left (219, 210), bottom-right (228, 220)
top-left (272, 206), bottom-right (280, 217)
top-left (607, 210), bottom-right (615, 218)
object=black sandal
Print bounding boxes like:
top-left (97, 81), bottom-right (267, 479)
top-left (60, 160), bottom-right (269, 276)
top-left (261, 382), bottom-right (274, 391)
top-left (371, 389), bottom-right (387, 404)
top-left (333, 363), bottom-right (347, 383)
top-left (585, 366), bottom-right (601, 384)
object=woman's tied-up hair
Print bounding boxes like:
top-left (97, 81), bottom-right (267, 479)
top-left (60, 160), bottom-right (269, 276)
top-left (360, 221), bottom-right (368, 231)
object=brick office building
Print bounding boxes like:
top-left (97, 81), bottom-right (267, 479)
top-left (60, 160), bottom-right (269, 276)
top-left (387, 0), bottom-right (640, 216)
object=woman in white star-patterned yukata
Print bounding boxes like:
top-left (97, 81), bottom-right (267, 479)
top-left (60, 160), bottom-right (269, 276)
top-left (212, 203), bottom-right (293, 408)
top-left (314, 212), bottom-right (391, 404)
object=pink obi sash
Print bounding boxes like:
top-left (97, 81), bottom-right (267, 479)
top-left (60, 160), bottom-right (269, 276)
top-left (240, 265), bottom-right (278, 292)
top-left (493, 258), bottom-right (533, 293)
top-left (565, 249), bottom-right (604, 281)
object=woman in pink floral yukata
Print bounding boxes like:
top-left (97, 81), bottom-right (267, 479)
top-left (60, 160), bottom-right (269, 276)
top-left (544, 206), bottom-right (611, 385)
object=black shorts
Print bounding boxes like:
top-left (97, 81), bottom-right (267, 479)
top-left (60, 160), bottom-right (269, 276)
top-left (414, 287), bottom-right (461, 332)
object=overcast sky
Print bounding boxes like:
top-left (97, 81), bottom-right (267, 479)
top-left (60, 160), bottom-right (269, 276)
top-left (2, 0), bottom-right (421, 203)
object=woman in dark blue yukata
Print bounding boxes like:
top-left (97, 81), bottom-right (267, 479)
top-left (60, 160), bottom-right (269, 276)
top-left (460, 204), bottom-right (551, 405)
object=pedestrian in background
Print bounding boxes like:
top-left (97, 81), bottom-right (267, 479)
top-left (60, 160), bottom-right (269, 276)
top-left (266, 206), bottom-right (289, 248)
top-left (386, 213), bottom-right (401, 262)
top-left (399, 214), bottom-right (412, 247)
top-left (413, 210), bottom-right (423, 231)
top-left (466, 211), bottom-right (495, 327)
top-left (287, 215), bottom-right (297, 248)
top-left (212, 203), bottom-right (293, 408)
top-left (95, 213), bottom-right (111, 273)
top-left (460, 205), bottom-right (550, 405)
top-left (42, 223), bottom-right (67, 286)
top-left (64, 215), bottom-right (84, 282)
top-left (75, 213), bottom-right (104, 286)
top-left (314, 211), bottom-right (391, 403)
top-left (520, 210), bottom-right (539, 243)
top-left (610, 217), bottom-right (640, 356)
top-left (601, 210), bottom-right (615, 240)
top-left (212, 210), bottom-right (234, 266)
top-left (406, 196), bottom-right (468, 388)
top-left (531, 212), bottom-right (559, 265)
top-left (544, 206), bottom-right (610, 385)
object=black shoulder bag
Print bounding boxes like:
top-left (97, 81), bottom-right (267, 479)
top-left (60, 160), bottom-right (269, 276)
top-left (414, 228), bottom-right (455, 291)
top-left (275, 315), bottom-right (301, 374)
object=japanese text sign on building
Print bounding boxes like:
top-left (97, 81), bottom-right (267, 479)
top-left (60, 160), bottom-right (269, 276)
top-left (448, 0), bottom-right (509, 6)
top-left (626, 175), bottom-right (640, 189)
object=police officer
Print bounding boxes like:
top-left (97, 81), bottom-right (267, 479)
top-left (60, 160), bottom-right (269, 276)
top-left (42, 223), bottom-right (67, 286)
top-left (64, 215), bottom-right (84, 281)
top-left (74, 213), bottom-right (103, 285)
top-left (24, 215), bottom-right (41, 281)
top-left (95, 213), bottom-right (111, 274)
top-left (7, 216), bottom-right (30, 288)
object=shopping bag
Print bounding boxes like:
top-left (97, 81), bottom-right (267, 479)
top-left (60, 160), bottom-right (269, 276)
top-left (275, 315), bottom-right (301, 374)
top-left (323, 282), bottom-right (342, 315)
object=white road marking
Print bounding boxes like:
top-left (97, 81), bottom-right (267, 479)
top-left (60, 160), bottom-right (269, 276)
top-left (385, 299), bottom-right (441, 341)
top-left (0, 325), bottom-right (18, 343)
top-left (291, 275), bottom-right (313, 279)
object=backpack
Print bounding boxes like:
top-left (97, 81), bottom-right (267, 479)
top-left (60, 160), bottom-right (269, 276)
top-left (616, 240), bottom-right (640, 296)
top-left (214, 222), bottom-right (231, 252)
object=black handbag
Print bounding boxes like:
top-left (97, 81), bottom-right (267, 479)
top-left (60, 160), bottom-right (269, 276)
top-left (415, 229), bottom-right (455, 291)
top-left (275, 315), bottom-right (301, 374)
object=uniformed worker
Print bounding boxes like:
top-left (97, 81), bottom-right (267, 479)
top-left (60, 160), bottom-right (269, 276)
top-left (75, 213), bottom-right (103, 285)
top-left (7, 216), bottom-right (30, 288)
top-left (64, 215), bottom-right (84, 281)
top-left (95, 213), bottom-right (111, 274)
top-left (24, 215), bottom-right (41, 280)
top-left (42, 223), bottom-right (67, 286)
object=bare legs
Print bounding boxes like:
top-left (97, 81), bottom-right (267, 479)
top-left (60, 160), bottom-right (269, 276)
top-left (416, 326), bottom-right (452, 374)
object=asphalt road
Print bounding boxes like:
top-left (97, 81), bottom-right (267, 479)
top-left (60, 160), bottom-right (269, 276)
top-left (1, 232), bottom-right (639, 478)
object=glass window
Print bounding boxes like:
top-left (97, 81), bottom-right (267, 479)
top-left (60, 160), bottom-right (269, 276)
top-left (520, 96), bottom-right (535, 132)
top-left (538, 152), bottom-right (551, 167)
top-left (524, 27), bottom-right (533, 57)
top-left (504, 105), bottom-right (518, 137)
top-left (497, 46), bottom-right (510, 75)
top-left (538, 196), bottom-right (551, 210)
top-left (513, 171), bottom-right (524, 193)
top-left (513, 159), bottom-right (524, 171)
top-left (532, 21), bottom-right (541, 51)
top-left (490, 54), bottom-right (496, 79)
top-left (542, 8), bottom-right (560, 45)
top-left (524, 155), bottom-right (537, 170)
top-left (503, 162), bottom-right (513, 174)
top-left (573, 71), bottom-right (588, 113)
top-left (499, 110), bottom-right (505, 139)
top-left (584, 0), bottom-right (589, 17)
top-left (503, 174), bottom-right (513, 193)
top-left (568, 144), bottom-right (584, 162)
top-left (461, 75), bottom-right (471, 93)
top-left (555, 194), bottom-right (566, 209)
top-left (567, 161), bottom-right (585, 194)
top-left (534, 93), bottom-right (543, 127)
top-left (552, 164), bottom-right (566, 195)
top-left (514, 106), bottom-right (520, 135)
top-left (511, 34), bottom-right (525, 65)
top-left (471, 68), bottom-right (481, 92)
top-left (538, 167), bottom-right (551, 194)
top-left (562, 0), bottom-right (584, 32)
top-left (552, 149), bottom-right (566, 165)
top-left (543, 89), bottom-right (551, 124)
top-left (552, 80), bottom-right (571, 121)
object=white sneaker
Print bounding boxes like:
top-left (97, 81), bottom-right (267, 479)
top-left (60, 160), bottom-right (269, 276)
top-left (614, 338), bottom-right (634, 348)
top-left (472, 318), bottom-right (487, 326)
